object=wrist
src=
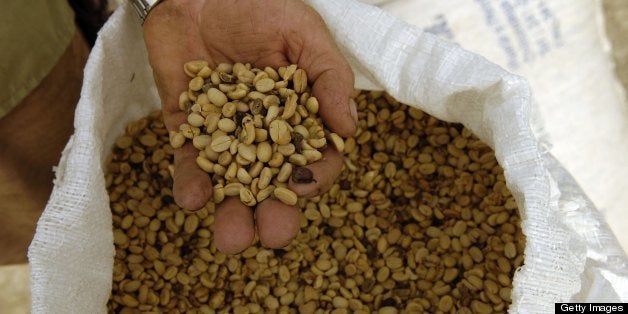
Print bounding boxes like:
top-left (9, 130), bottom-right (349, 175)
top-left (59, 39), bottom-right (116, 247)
top-left (142, 0), bottom-right (204, 25)
top-left (130, 0), bottom-right (164, 23)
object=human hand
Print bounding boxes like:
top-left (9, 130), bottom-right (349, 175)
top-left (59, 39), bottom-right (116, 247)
top-left (143, 0), bottom-right (357, 254)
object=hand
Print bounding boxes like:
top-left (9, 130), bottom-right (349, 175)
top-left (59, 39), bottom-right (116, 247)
top-left (143, 0), bottom-right (357, 254)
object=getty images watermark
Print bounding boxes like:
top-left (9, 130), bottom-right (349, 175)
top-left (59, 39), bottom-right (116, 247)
top-left (556, 303), bottom-right (626, 313)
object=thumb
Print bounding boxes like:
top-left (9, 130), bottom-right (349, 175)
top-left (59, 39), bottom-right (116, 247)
top-left (285, 3), bottom-right (357, 137)
top-left (311, 66), bottom-right (358, 138)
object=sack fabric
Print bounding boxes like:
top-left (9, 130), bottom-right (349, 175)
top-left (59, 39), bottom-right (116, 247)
top-left (375, 0), bottom-right (628, 264)
top-left (28, 1), bottom-right (628, 313)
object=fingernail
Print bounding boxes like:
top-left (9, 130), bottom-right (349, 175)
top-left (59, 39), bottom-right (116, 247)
top-left (349, 98), bottom-right (358, 125)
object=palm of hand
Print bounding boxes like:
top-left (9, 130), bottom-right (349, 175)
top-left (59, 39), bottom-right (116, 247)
top-left (143, 0), bottom-right (355, 254)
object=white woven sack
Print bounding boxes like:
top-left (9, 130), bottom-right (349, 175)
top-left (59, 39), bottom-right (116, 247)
top-left (29, 1), bottom-right (628, 313)
top-left (375, 0), bottom-right (628, 253)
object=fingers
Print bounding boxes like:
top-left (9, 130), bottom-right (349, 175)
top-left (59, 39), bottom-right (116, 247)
top-left (288, 146), bottom-right (344, 198)
top-left (255, 199), bottom-right (301, 248)
top-left (218, 146), bottom-right (342, 251)
top-left (213, 197), bottom-right (256, 254)
top-left (284, 3), bottom-right (357, 137)
top-left (172, 143), bottom-right (213, 210)
top-left (214, 147), bottom-right (342, 253)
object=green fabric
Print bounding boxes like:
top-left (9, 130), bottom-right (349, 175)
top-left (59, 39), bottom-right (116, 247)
top-left (0, 0), bottom-right (76, 118)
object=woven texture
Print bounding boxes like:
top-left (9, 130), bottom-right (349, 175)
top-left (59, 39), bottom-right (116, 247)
top-left (28, 1), bottom-right (627, 313)
top-left (27, 4), bottom-right (159, 313)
